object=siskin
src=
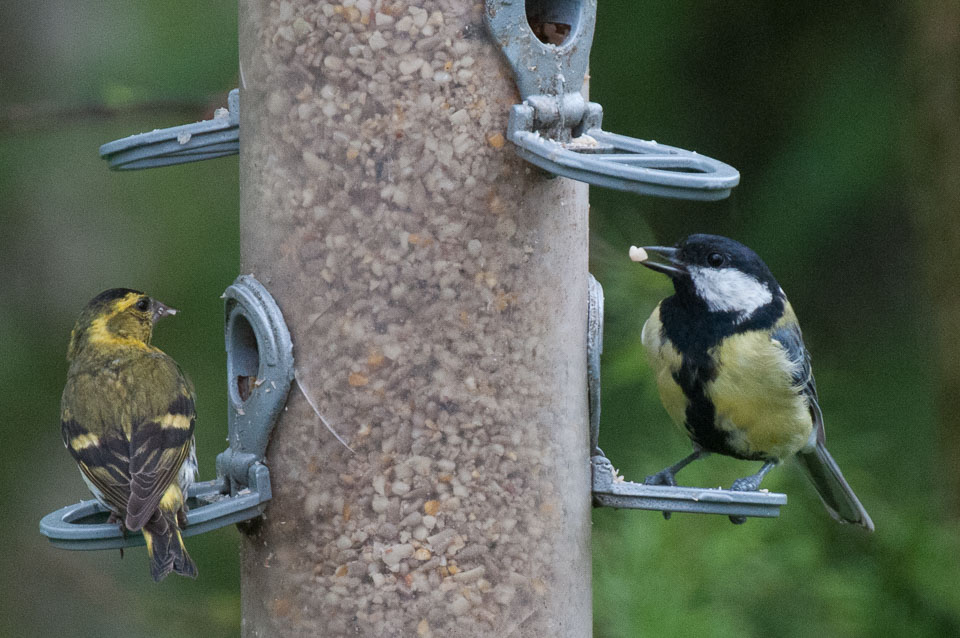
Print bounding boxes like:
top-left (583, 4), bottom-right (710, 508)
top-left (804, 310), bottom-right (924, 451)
top-left (61, 288), bottom-right (199, 580)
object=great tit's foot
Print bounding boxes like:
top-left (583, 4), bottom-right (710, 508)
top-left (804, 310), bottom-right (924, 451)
top-left (727, 460), bottom-right (777, 525)
top-left (727, 476), bottom-right (759, 524)
top-left (106, 511), bottom-right (125, 536)
top-left (645, 449), bottom-right (709, 487)
top-left (644, 469), bottom-right (678, 487)
top-left (730, 460), bottom-right (777, 493)
top-left (644, 472), bottom-right (679, 519)
top-left (728, 485), bottom-right (751, 522)
top-left (730, 475), bottom-right (764, 492)
top-left (728, 481), bottom-right (752, 523)
top-left (645, 451), bottom-right (711, 521)
top-left (643, 471), bottom-right (677, 519)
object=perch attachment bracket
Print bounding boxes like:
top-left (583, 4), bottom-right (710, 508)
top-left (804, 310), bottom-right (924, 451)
top-left (485, 0), bottom-right (740, 200)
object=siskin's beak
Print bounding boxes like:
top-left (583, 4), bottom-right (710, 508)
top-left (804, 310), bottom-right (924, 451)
top-left (151, 300), bottom-right (178, 323)
top-left (630, 245), bottom-right (687, 278)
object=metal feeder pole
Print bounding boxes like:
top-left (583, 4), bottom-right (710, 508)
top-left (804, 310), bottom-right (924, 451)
top-left (238, 1), bottom-right (591, 635)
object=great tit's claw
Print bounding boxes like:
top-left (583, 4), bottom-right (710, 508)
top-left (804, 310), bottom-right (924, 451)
top-left (643, 471), bottom-right (677, 519)
top-left (730, 475), bottom-right (762, 492)
top-left (644, 470), bottom-right (677, 487)
top-left (728, 476), bottom-right (760, 523)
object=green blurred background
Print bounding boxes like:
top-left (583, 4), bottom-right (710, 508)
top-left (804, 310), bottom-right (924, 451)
top-left (3, 1), bottom-right (958, 636)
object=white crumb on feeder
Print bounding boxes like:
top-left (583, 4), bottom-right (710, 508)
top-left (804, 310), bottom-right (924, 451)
top-left (610, 465), bottom-right (625, 483)
top-left (629, 246), bottom-right (648, 262)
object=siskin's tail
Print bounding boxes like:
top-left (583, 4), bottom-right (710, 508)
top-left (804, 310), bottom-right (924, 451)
top-left (140, 485), bottom-right (198, 582)
top-left (796, 440), bottom-right (875, 532)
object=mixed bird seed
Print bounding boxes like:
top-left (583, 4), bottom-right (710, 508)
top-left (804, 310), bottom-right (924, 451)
top-left (238, 1), bottom-right (590, 635)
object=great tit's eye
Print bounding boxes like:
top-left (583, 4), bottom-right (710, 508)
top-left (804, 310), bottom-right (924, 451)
top-left (707, 252), bottom-right (726, 268)
top-left (136, 298), bottom-right (150, 312)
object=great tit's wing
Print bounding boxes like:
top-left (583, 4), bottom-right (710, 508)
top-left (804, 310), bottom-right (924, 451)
top-left (124, 356), bottom-right (196, 531)
top-left (776, 320), bottom-right (875, 530)
top-left (771, 320), bottom-right (825, 445)
top-left (771, 306), bottom-right (873, 530)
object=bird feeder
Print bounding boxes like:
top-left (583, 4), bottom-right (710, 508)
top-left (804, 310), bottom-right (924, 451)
top-left (49, 1), bottom-right (772, 634)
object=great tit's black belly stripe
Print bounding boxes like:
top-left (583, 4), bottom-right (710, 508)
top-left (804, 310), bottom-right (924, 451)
top-left (673, 353), bottom-right (765, 460)
top-left (661, 294), bottom-right (786, 461)
top-left (674, 356), bottom-right (720, 452)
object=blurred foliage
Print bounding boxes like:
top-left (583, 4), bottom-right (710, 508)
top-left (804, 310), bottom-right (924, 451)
top-left (1, 1), bottom-right (241, 636)
top-left (1, 1), bottom-right (958, 636)
top-left (591, 2), bottom-right (960, 637)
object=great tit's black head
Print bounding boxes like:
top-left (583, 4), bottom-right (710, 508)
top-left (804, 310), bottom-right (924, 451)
top-left (68, 288), bottom-right (178, 360)
top-left (639, 234), bottom-right (783, 319)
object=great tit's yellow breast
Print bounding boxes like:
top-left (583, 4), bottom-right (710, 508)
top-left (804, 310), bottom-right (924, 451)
top-left (642, 304), bottom-right (688, 432)
top-left (706, 329), bottom-right (812, 459)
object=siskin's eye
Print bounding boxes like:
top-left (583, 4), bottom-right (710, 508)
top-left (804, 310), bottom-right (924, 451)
top-left (707, 252), bottom-right (725, 268)
top-left (136, 298), bottom-right (150, 312)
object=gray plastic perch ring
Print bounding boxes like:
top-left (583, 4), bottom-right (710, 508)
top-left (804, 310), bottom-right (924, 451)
top-left (485, 0), bottom-right (740, 200)
top-left (99, 89), bottom-right (239, 170)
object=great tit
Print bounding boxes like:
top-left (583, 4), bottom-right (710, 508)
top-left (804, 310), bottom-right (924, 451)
top-left (632, 234), bottom-right (874, 531)
top-left (61, 288), bottom-right (199, 580)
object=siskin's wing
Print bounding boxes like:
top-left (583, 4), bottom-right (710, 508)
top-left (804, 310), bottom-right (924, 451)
top-left (124, 355), bottom-right (196, 531)
top-left (61, 414), bottom-right (132, 513)
top-left (61, 352), bottom-right (196, 530)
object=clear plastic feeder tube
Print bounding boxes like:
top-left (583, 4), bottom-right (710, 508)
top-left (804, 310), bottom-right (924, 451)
top-left (238, 1), bottom-right (591, 636)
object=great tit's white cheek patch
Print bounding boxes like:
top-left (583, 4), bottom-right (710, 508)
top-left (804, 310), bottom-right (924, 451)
top-left (689, 266), bottom-right (773, 316)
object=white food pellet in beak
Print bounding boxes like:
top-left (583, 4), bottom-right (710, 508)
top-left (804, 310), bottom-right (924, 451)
top-left (629, 246), bottom-right (648, 263)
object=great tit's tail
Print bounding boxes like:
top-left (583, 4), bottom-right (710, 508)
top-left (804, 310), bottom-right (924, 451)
top-left (796, 441), bottom-right (874, 532)
top-left (140, 486), bottom-right (198, 582)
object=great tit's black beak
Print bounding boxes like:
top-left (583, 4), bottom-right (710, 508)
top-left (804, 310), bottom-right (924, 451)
top-left (151, 300), bottom-right (178, 323)
top-left (639, 246), bottom-right (687, 278)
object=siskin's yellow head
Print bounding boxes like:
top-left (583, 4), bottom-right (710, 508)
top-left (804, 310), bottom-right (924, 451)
top-left (67, 288), bottom-right (178, 360)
